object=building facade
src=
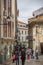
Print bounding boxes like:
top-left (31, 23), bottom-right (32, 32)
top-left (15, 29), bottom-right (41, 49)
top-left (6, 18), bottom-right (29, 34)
top-left (17, 21), bottom-right (28, 48)
top-left (28, 15), bottom-right (43, 55)
top-left (0, 0), bottom-right (17, 59)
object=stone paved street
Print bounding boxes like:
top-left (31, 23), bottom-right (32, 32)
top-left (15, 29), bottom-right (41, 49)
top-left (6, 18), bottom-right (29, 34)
top-left (6, 59), bottom-right (43, 65)
top-left (0, 55), bottom-right (43, 65)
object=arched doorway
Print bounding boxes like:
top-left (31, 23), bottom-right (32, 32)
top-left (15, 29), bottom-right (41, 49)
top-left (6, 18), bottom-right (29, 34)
top-left (40, 43), bottom-right (43, 54)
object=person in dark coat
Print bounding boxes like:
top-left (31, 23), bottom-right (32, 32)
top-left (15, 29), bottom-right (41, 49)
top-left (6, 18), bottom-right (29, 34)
top-left (15, 48), bottom-right (19, 65)
top-left (30, 48), bottom-right (34, 59)
top-left (21, 48), bottom-right (26, 65)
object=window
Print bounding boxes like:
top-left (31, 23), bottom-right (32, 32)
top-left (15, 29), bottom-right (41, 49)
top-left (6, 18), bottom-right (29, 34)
top-left (3, 18), bottom-right (7, 37)
top-left (22, 31), bottom-right (23, 34)
top-left (3, 10), bottom-right (7, 16)
top-left (8, 22), bottom-right (11, 37)
top-left (25, 31), bottom-right (26, 34)
top-left (8, 0), bottom-right (11, 16)
top-left (18, 37), bottom-right (20, 40)
top-left (4, 0), bottom-right (6, 10)
top-left (18, 30), bottom-right (21, 35)
top-left (22, 37), bottom-right (23, 41)
top-left (23, 25), bottom-right (25, 27)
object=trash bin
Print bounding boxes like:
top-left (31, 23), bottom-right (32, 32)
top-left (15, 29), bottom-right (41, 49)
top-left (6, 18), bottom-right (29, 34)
top-left (0, 54), bottom-right (3, 64)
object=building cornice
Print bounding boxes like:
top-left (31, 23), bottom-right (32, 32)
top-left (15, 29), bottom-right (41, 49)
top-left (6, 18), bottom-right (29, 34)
top-left (28, 15), bottom-right (43, 27)
top-left (18, 28), bottom-right (28, 30)
top-left (28, 15), bottom-right (43, 22)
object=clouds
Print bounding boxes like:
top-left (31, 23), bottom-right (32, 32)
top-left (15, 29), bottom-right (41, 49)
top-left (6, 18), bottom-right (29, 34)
top-left (17, 0), bottom-right (43, 23)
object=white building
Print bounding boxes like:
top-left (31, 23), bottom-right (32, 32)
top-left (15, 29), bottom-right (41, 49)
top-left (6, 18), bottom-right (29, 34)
top-left (17, 21), bottom-right (28, 48)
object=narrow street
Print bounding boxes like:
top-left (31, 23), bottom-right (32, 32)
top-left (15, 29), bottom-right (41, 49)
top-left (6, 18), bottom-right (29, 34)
top-left (0, 0), bottom-right (43, 65)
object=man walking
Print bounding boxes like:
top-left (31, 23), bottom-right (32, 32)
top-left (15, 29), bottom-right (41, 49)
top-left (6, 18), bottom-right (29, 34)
top-left (30, 48), bottom-right (34, 59)
top-left (15, 47), bottom-right (19, 65)
top-left (21, 48), bottom-right (26, 65)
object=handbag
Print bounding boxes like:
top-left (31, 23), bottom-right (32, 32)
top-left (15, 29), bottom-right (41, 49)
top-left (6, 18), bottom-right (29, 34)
top-left (12, 54), bottom-right (16, 60)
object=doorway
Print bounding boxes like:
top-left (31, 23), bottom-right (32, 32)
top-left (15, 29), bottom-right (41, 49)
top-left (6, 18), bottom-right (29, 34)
top-left (40, 43), bottom-right (43, 54)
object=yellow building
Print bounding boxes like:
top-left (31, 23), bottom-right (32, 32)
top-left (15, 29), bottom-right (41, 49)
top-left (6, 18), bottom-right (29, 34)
top-left (0, 0), bottom-right (17, 59)
top-left (28, 15), bottom-right (43, 55)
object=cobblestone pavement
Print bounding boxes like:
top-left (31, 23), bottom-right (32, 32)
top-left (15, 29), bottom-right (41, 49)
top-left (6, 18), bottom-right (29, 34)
top-left (6, 59), bottom-right (43, 65)
top-left (0, 55), bottom-right (43, 65)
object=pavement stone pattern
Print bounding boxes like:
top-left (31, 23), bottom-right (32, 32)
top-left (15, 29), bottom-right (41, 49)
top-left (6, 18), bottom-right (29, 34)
top-left (0, 55), bottom-right (43, 65)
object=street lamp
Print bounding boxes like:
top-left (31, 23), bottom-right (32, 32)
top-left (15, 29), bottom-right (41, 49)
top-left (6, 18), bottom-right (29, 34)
top-left (0, 16), bottom-right (10, 25)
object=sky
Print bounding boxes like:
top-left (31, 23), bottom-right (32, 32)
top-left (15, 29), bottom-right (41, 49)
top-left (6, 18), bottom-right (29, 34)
top-left (17, 0), bottom-right (43, 23)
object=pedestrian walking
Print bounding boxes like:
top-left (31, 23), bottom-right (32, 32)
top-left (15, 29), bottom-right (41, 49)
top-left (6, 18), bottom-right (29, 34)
top-left (15, 47), bottom-right (19, 65)
top-left (30, 48), bottom-right (34, 59)
top-left (12, 50), bottom-right (16, 63)
top-left (35, 47), bottom-right (39, 59)
top-left (21, 48), bottom-right (26, 65)
top-left (27, 47), bottom-right (30, 59)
